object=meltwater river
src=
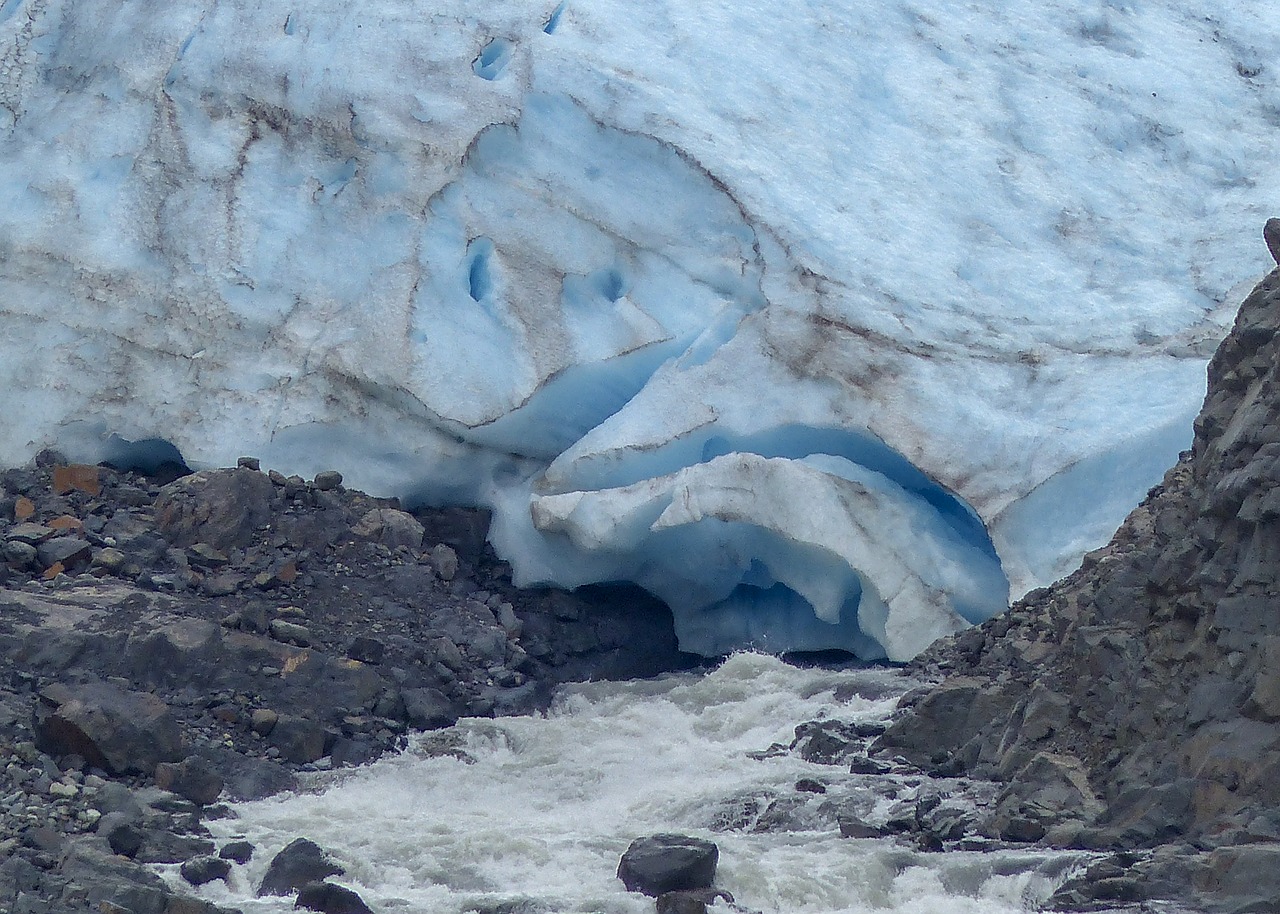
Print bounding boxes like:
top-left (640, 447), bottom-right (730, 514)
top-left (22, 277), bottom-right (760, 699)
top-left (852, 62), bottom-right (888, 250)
top-left (172, 653), bottom-right (1144, 914)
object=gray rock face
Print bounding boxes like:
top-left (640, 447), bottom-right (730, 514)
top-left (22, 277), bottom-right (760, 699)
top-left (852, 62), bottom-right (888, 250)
top-left (616, 834), bottom-right (718, 897)
top-left (882, 242), bottom-right (1280, 911)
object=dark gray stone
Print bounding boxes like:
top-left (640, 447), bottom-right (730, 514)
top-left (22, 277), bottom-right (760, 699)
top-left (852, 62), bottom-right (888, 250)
top-left (655, 890), bottom-right (734, 914)
top-left (98, 814), bottom-right (145, 858)
top-left (295, 880), bottom-right (374, 914)
top-left (219, 840), bottom-right (255, 864)
top-left (313, 471), bottom-right (344, 491)
top-left (616, 834), bottom-right (718, 897)
top-left (181, 855), bottom-right (232, 886)
top-left (35, 536), bottom-right (92, 569)
top-left (133, 830), bottom-right (216, 864)
top-left (268, 715), bottom-right (327, 764)
top-left (402, 687), bottom-right (459, 731)
top-left (58, 837), bottom-right (170, 914)
top-left (155, 756), bottom-right (224, 806)
top-left (258, 838), bottom-right (344, 896)
top-left (837, 813), bottom-right (882, 839)
top-left (347, 635), bottom-right (385, 664)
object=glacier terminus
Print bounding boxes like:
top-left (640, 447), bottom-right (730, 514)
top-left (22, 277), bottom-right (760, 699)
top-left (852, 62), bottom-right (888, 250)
top-left (3, 0), bottom-right (1279, 659)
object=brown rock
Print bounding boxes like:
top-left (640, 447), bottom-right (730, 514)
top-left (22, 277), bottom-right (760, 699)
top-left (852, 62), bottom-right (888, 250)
top-left (251, 708), bottom-right (279, 736)
top-left (52, 463), bottom-right (102, 496)
top-left (14, 495), bottom-right (35, 520)
top-left (155, 468), bottom-right (275, 550)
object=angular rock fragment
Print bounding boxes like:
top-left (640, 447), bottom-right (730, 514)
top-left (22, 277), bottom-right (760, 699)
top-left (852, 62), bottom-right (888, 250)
top-left (154, 756), bottom-right (224, 806)
top-left (402, 687), bottom-right (459, 730)
top-left (34, 683), bottom-right (184, 775)
top-left (52, 463), bottom-right (102, 496)
top-left (268, 715), bottom-right (327, 764)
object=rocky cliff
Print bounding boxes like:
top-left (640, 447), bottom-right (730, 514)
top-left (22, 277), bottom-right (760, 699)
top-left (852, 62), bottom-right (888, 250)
top-left (881, 230), bottom-right (1280, 910)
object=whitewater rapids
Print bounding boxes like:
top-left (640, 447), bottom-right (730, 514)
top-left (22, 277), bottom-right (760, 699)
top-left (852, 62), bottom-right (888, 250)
top-left (173, 654), bottom-right (1169, 913)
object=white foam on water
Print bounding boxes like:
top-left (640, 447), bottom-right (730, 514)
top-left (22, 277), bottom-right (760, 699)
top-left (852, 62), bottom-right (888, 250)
top-left (175, 654), bottom-right (1140, 913)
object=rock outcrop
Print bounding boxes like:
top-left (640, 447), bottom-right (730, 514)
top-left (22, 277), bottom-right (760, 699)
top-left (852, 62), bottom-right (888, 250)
top-left (881, 236), bottom-right (1280, 910)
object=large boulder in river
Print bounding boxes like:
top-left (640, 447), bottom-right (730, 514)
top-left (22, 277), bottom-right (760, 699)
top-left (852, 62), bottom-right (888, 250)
top-left (34, 683), bottom-right (184, 775)
top-left (617, 834), bottom-right (718, 897)
top-left (258, 838), bottom-right (344, 897)
top-left (295, 881), bottom-right (375, 914)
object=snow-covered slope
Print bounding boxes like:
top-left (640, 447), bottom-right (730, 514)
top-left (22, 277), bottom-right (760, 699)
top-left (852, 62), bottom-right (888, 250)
top-left (2, 0), bottom-right (1278, 658)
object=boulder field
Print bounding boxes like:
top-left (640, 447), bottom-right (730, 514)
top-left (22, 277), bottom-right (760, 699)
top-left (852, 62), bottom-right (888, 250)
top-left (0, 456), bottom-right (700, 913)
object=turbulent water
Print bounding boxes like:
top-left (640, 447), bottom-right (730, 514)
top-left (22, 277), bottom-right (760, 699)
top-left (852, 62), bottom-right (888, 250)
top-left (174, 655), bottom-right (1143, 913)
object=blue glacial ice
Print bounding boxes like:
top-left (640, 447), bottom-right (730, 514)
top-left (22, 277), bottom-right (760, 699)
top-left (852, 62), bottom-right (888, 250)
top-left (1, 0), bottom-right (1278, 658)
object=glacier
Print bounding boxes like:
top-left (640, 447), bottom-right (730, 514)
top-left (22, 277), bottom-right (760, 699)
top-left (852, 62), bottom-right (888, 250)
top-left (2, 0), bottom-right (1279, 659)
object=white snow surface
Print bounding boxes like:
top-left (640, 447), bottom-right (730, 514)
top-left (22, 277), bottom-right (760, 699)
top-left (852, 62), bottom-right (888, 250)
top-left (3, 0), bottom-right (1279, 658)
